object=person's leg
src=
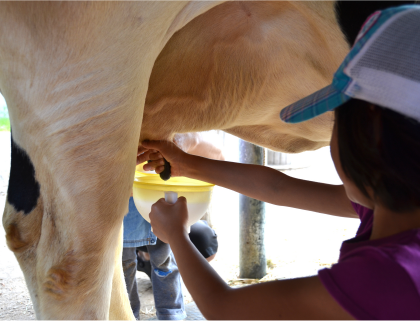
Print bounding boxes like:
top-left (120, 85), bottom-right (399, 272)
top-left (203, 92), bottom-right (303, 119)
top-left (189, 220), bottom-right (218, 262)
top-left (147, 239), bottom-right (186, 320)
top-left (122, 247), bottom-right (141, 320)
top-left (122, 197), bottom-right (157, 318)
top-left (136, 247), bottom-right (152, 278)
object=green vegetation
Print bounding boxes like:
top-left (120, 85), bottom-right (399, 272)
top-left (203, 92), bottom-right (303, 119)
top-left (0, 117), bottom-right (10, 131)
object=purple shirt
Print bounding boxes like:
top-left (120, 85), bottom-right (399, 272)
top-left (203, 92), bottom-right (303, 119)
top-left (318, 202), bottom-right (420, 319)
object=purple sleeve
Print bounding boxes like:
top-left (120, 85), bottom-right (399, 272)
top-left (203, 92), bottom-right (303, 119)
top-left (318, 248), bottom-right (420, 320)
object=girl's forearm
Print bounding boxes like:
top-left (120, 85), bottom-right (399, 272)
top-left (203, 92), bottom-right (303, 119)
top-left (169, 232), bottom-right (229, 320)
top-left (183, 154), bottom-right (288, 205)
top-left (181, 154), bottom-right (356, 217)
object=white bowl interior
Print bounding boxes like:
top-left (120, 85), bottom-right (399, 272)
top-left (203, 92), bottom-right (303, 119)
top-left (132, 188), bottom-right (213, 227)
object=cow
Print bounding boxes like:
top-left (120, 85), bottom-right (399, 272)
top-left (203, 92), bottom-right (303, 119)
top-left (142, 1), bottom-right (348, 154)
top-left (0, 1), bottom-right (411, 319)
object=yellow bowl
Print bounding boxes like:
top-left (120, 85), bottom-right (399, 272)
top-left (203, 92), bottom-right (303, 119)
top-left (133, 172), bottom-right (214, 227)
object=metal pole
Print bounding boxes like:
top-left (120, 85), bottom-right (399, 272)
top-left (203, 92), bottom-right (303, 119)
top-left (239, 140), bottom-right (266, 279)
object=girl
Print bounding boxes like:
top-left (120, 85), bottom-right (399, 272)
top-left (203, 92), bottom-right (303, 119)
top-left (138, 5), bottom-right (420, 319)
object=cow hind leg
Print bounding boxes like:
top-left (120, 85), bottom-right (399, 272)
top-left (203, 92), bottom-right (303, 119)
top-left (109, 225), bottom-right (135, 320)
top-left (3, 129), bottom-right (137, 319)
top-left (2, 135), bottom-right (44, 316)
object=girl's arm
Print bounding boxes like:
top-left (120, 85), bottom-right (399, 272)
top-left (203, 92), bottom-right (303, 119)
top-left (142, 140), bottom-right (356, 218)
top-left (172, 234), bottom-right (353, 320)
top-left (149, 198), bottom-right (354, 320)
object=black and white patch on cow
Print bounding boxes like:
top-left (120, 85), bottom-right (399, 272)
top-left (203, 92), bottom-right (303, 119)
top-left (7, 133), bottom-right (40, 215)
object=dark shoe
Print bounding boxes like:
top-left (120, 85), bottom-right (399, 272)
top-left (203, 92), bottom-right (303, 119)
top-left (136, 250), bottom-right (152, 279)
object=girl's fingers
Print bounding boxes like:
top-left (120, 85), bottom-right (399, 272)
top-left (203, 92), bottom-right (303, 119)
top-left (137, 146), bottom-right (148, 155)
top-left (155, 165), bottom-right (165, 174)
top-left (136, 150), bottom-right (151, 165)
top-left (143, 159), bottom-right (165, 171)
top-left (136, 149), bottom-right (163, 166)
top-left (149, 152), bottom-right (163, 161)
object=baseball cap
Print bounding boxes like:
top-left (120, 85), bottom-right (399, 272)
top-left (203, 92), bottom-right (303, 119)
top-left (280, 5), bottom-right (420, 124)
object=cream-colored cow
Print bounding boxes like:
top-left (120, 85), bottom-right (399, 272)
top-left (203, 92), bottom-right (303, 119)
top-left (0, 2), bottom-right (348, 319)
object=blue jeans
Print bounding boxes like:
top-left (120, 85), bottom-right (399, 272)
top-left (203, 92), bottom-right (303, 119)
top-left (123, 197), bottom-right (186, 320)
top-left (123, 198), bottom-right (157, 248)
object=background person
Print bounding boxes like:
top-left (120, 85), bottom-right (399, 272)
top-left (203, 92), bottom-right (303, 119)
top-left (122, 132), bottom-right (223, 320)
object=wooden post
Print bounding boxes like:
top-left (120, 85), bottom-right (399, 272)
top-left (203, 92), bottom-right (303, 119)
top-left (239, 140), bottom-right (266, 279)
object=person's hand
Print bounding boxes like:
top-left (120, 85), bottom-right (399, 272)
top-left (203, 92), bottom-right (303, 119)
top-left (149, 197), bottom-right (189, 243)
top-left (137, 144), bottom-right (171, 167)
top-left (141, 140), bottom-right (189, 177)
top-left (136, 145), bottom-right (148, 165)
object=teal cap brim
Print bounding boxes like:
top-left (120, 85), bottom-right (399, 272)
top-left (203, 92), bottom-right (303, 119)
top-left (280, 84), bottom-right (351, 123)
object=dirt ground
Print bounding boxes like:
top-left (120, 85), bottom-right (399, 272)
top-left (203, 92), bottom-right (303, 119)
top-left (0, 131), bottom-right (360, 319)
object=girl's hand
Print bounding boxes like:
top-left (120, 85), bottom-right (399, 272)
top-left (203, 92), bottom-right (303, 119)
top-left (149, 197), bottom-right (189, 243)
top-left (136, 145), bottom-right (149, 165)
top-left (141, 140), bottom-right (188, 177)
